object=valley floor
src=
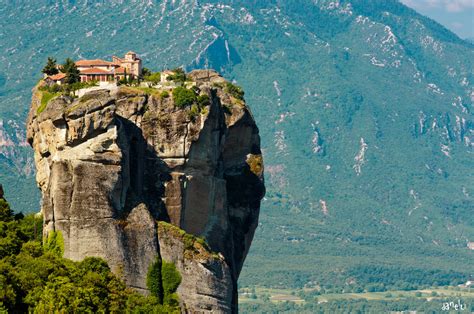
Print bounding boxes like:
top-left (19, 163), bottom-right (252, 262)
top-left (239, 286), bottom-right (474, 313)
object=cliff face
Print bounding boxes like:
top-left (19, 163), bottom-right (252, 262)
top-left (26, 70), bottom-right (265, 313)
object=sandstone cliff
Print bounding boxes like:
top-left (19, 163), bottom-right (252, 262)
top-left (26, 70), bottom-right (265, 313)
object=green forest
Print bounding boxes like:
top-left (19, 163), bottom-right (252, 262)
top-left (0, 194), bottom-right (180, 313)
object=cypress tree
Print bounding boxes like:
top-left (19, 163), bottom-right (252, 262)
top-left (42, 57), bottom-right (59, 76)
top-left (61, 58), bottom-right (80, 84)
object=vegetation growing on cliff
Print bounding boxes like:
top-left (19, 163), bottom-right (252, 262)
top-left (144, 71), bottom-right (161, 85)
top-left (43, 230), bottom-right (64, 257)
top-left (225, 82), bottom-right (245, 101)
top-left (147, 257), bottom-right (182, 307)
top-left (172, 86), bottom-right (196, 108)
top-left (0, 193), bottom-right (180, 313)
top-left (166, 68), bottom-right (186, 83)
top-left (158, 222), bottom-right (219, 260)
top-left (171, 86), bottom-right (211, 120)
top-left (37, 91), bottom-right (59, 114)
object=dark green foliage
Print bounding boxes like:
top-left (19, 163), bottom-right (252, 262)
top-left (160, 90), bottom-right (170, 98)
top-left (172, 86), bottom-right (196, 108)
top-left (147, 257), bottom-right (163, 302)
top-left (146, 257), bottom-right (181, 307)
top-left (225, 82), bottom-right (245, 100)
top-left (61, 58), bottom-right (80, 84)
top-left (0, 200), bottom-right (41, 260)
top-left (188, 103), bottom-right (200, 120)
top-left (197, 94), bottom-right (210, 107)
top-left (161, 261), bottom-right (181, 306)
top-left (41, 57), bottom-right (59, 76)
top-left (141, 67), bottom-right (152, 77)
top-left (144, 72), bottom-right (161, 85)
top-left (166, 68), bottom-right (186, 83)
top-left (0, 198), bottom-right (13, 222)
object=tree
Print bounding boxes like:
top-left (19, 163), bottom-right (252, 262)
top-left (161, 261), bottom-right (181, 306)
top-left (172, 87), bottom-right (196, 108)
top-left (61, 58), bottom-right (80, 84)
top-left (147, 257), bottom-right (163, 303)
top-left (42, 57), bottom-right (59, 76)
top-left (141, 67), bottom-right (152, 77)
top-left (145, 72), bottom-right (161, 85)
top-left (167, 68), bottom-right (186, 83)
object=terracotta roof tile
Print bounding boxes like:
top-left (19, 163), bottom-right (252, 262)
top-left (114, 67), bottom-right (126, 74)
top-left (48, 73), bottom-right (66, 80)
top-left (76, 59), bottom-right (114, 66)
top-left (80, 68), bottom-right (113, 75)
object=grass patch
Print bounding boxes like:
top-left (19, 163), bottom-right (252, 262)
top-left (158, 221), bottom-right (219, 259)
top-left (136, 87), bottom-right (161, 95)
top-left (37, 91), bottom-right (59, 114)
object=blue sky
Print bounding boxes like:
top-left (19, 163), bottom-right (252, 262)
top-left (401, 0), bottom-right (474, 39)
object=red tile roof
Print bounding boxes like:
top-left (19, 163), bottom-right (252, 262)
top-left (114, 67), bottom-right (126, 74)
top-left (48, 73), bottom-right (66, 81)
top-left (80, 68), bottom-right (113, 75)
top-left (76, 59), bottom-right (114, 66)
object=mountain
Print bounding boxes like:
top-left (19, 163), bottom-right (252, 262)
top-left (0, 0), bottom-right (473, 293)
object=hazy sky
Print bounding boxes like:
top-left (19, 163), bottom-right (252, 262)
top-left (401, 0), bottom-right (474, 39)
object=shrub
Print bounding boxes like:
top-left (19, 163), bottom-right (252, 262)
top-left (43, 230), bottom-right (64, 257)
top-left (0, 198), bottom-right (14, 221)
top-left (225, 82), bottom-right (245, 100)
top-left (172, 87), bottom-right (196, 108)
top-left (160, 91), bottom-right (170, 98)
top-left (141, 67), bottom-right (152, 77)
top-left (188, 104), bottom-right (200, 120)
top-left (162, 261), bottom-right (181, 306)
top-left (147, 257), bottom-right (163, 303)
top-left (146, 258), bottom-right (181, 307)
top-left (167, 68), bottom-right (186, 83)
top-left (145, 72), bottom-right (161, 85)
top-left (197, 94), bottom-right (210, 107)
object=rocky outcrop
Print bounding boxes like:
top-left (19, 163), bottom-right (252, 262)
top-left (26, 70), bottom-right (265, 313)
top-left (0, 184), bottom-right (4, 200)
